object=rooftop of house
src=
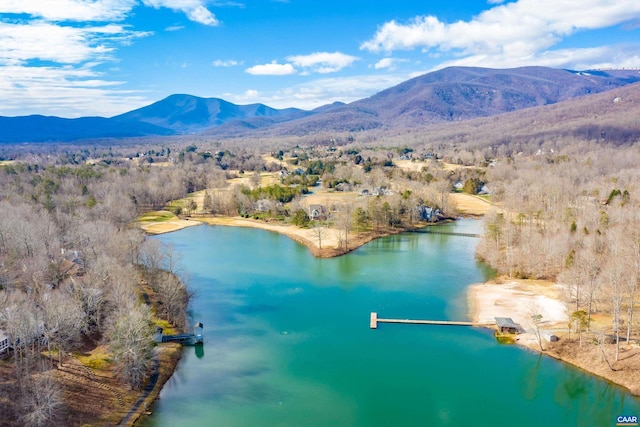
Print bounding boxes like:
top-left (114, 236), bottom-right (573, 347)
top-left (495, 317), bottom-right (519, 329)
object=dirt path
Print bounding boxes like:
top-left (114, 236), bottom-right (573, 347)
top-left (118, 357), bottom-right (160, 427)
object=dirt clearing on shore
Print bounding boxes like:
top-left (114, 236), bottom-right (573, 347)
top-left (468, 278), bottom-right (640, 396)
top-left (469, 279), bottom-right (567, 329)
top-left (138, 210), bottom-right (201, 234)
top-left (450, 193), bottom-right (494, 216)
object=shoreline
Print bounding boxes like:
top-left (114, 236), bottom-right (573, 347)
top-left (134, 216), bottom-right (639, 427)
top-left (124, 343), bottom-right (182, 426)
top-left (468, 278), bottom-right (640, 397)
top-left (136, 189), bottom-right (490, 258)
top-left (140, 213), bottom-right (444, 258)
top-left (131, 216), bottom-right (426, 425)
top-left (132, 213), bottom-right (449, 425)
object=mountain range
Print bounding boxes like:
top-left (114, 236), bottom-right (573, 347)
top-left (1, 66), bottom-right (639, 143)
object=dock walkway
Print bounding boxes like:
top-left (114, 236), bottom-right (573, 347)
top-left (418, 230), bottom-right (480, 238)
top-left (370, 312), bottom-right (491, 329)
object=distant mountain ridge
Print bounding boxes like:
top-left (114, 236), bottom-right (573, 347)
top-left (1, 66), bottom-right (639, 142)
top-left (219, 66), bottom-right (640, 136)
top-left (0, 115), bottom-right (175, 143)
top-left (113, 94), bottom-right (309, 133)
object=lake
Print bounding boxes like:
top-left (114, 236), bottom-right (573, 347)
top-left (141, 219), bottom-right (640, 427)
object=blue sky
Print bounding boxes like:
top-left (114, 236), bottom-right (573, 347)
top-left (1, 0), bottom-right (639, 117)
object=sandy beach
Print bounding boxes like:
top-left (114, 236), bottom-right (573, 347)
top-left (468, 278), bottom-right (640, 396)
top-left (139, 217), bottom-right (201, 235)
top-left (468, 279), bottom-right (568, 348)
top-left (137, 187), bottom-right (492, 256)
top-left (197, 215), bottom-right (413, 257)
top-left (138, 210), bottom-right (416, 257)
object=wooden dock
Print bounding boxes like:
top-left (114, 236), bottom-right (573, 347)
top-left (161, 333), bottom-right (203, 345)
top-left (419, 230), bottom-right (480, 238)
top-left (156, 322), bottom-right (204, 345)
top-left (370, 312), bottom-right (491, 329)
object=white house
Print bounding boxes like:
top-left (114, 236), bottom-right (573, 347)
top-left (308, 204), bottom-right (326, 220)
top-left (0, 329), bottom-right (9, 355)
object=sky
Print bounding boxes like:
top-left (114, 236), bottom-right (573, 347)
top-left (1, 0), bottom-right (640, 118)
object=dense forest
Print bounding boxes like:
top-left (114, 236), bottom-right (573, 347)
top-left (476, 143), bottom-right (640, 359)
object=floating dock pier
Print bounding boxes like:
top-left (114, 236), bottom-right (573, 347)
top-left (419, 230), bottom-right (480, 238)
top-left (370, 312), bottom-right (491, 329)
top-left (156, 322), bottom-right (204, 345)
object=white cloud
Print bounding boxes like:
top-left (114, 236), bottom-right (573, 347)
top-left (373, 57), bottom-right (408, 70)
top-left (141, 0), bottom-right (219, 25)
top-left (244, 89), bottom-right (259, 98)
top-left (430, 44), bottom-right (640, 71)
top-left (245, 62), bottom-right (296, 76)
top-left (165, 24), bottom-right (185, 31)
top-left (361, 0), bottom-right (640, 69)
top-left (0, 63), bottom-right (149, 117)
top-left (244, 52), bottom-right (358, 77)
top-left (0, 21), bottom-right (146, 65)
top-left (0, 0), bottom-right (137, 22)
top-left (287, 51), bottom-right (358, 73)
top-left (0, 0), bottom-right (221, 117)
top-left (0, 0), bottom-right (219, 26)
top-left (211, 1), bottom-right (245, 7)
top-left (224, 73), bottom-right (408, 110)
top-left (213, 59), bottom-right (241, 67)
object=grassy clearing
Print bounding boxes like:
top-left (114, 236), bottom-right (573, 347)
top-left (449, 193), bottom-right (493, 216)
top-left (137, 210), bottom-right (177, 222)
top-left (154, 318), bottom-right (179, 336)
top-left (74, 346), bottom-right (112, 371)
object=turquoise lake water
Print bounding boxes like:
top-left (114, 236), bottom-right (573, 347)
top-left (141, 219), bottom-right (640, 427)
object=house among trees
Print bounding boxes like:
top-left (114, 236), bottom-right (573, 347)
top-left (0, 330), bottom-right (9, 356)
top-left (416, 205), bottom-right (441, 222)
top-left (335, 182), bottom-right (351, 192)
top-left (308, 204), bottom-right (326, 220)
top-left (478, 184), bottom-right (492, 195)
top-left (277, 170), bottom-right (289, 179)
top-left (255, 199), bottom-right (277, 212)
top-left (371, 186), bottom-right (393, 196)
top-left (60, 248), bottom-right (85, 276)
top-left (495, 317), bottom-right (521, 334)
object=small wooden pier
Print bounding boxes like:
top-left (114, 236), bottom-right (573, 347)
top-left (419, 230), bottom-right (480, 238)
top-left (157, 322), bottom-right (204, 345)
top-left (370, 312), bottom-right (491, 329)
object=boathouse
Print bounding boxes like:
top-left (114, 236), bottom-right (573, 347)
top-left (495, 317), bottom-right (520, 334)
top-left (194, 322), bottom-right (203, 343)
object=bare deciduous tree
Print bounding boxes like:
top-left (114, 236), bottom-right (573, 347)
top-left (108, 303), bottom-right (155, 390)
top-left (335, 203), bottom-right (354, 250)
top-left (311, 222), bottom-right (327, 249)
top-left (41, 291), bottom-right (84, 367)
top-left (20, 373), bottom-right (63, 427)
